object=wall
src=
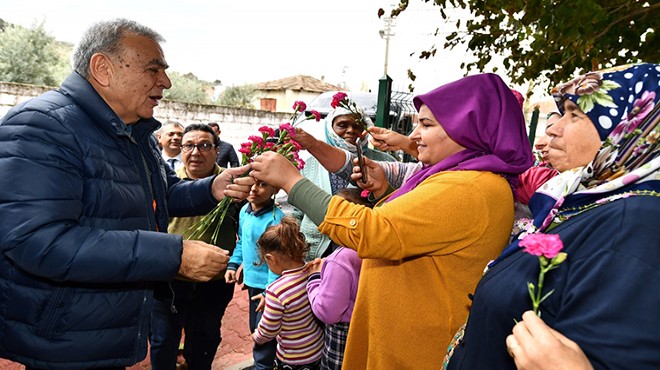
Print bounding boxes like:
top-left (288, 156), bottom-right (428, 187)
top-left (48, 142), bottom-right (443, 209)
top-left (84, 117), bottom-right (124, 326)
top-left (0, 81), bottom-right (291, 150)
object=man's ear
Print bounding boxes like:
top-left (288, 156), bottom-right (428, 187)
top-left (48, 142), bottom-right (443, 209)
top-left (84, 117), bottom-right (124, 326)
top-left (89, 53), bottom-right (113, 87)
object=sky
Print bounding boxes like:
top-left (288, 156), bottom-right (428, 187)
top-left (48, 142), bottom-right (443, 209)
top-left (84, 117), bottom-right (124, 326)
top-left (0, 0), bottom-right (504, 95)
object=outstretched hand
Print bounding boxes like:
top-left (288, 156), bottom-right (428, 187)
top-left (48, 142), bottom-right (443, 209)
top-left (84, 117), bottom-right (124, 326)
top-left (368, 126), bottom-right (418, 158)
top-left (506, 311), bottom-right (593, 370)
top-left (212, 164), bottom-right (255, 201)
top-left (293, 128), bottom-right (318, 151)
top-left (251, 151), bottom-right (304, 193)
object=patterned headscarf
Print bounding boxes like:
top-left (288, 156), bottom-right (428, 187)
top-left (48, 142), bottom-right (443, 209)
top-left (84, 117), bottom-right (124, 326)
top-left (387, 73), bottom-right (533, 202)
top-left (528, 63), bottom-right (660, 232)
top-left (323, 105), bottom-right (374, 154)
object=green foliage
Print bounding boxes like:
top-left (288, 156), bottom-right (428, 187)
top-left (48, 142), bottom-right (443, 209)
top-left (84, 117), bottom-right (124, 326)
top-left (215, 85), bottom-right (256, 109)
top-left (0, 21), bottom-right (68, 86)
top-left (390, 0), bottom-right (659, 89)
top-left (164, 72), bottom-right (213, 104)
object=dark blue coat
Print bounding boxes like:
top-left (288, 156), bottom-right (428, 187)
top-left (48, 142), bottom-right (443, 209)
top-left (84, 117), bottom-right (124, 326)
top-left (0, 72), bottom-right (218, 369)
top-left (447, 194), bottom-right (660, 370)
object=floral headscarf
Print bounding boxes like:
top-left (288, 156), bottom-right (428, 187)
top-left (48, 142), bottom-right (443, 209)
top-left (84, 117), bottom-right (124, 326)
top-left (528, 63), bottom-right (660, 232)
top-left (323, 105), bottom-right (374, 154)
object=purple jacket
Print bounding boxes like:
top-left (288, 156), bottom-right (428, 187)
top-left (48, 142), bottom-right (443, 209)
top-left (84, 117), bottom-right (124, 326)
top-left (306, 247), bottom-right (361, 324)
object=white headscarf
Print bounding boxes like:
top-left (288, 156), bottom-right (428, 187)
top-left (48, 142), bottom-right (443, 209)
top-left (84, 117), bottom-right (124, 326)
top-left (323, 105), bottom-right (374, 154)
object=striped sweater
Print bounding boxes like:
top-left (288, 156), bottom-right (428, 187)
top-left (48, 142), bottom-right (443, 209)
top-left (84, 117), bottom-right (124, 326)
top-left (253, 265), bottom-right (323, 365)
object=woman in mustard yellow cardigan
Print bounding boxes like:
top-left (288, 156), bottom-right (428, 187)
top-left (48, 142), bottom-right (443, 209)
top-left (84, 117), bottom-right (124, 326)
top-left (251, 73), bottom-right (533, 369)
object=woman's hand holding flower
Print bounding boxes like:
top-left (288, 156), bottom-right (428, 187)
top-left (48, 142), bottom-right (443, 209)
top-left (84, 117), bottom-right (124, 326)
top-left (507, 311), bottom-right (593, 370)
top-left (293, 128), bottom-right (319, 151)
top-left (368, 126), bottom-right (419, 157)
top-left (251, 151), bottom-right (304, 193)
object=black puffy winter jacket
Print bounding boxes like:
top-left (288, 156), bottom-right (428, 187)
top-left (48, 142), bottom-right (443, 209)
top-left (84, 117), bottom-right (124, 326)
top-left (0, 72), bottom-right (218, 369)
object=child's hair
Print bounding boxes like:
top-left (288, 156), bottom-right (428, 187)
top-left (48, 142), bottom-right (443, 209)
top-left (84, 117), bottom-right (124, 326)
top-left (257, 216), bottom-right (309, 263)
top-left (336, 187), bottom-right (374, 208)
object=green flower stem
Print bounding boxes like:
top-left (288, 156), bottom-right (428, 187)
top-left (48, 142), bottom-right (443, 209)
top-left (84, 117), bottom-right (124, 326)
top-left (184, 169), bottom-right (250, 245)
top-left (530, 256), bottom-right (561, 317)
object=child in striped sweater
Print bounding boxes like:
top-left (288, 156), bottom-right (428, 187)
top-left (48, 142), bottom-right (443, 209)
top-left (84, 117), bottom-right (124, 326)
top-left (253, 216), bottom-right (324, 370)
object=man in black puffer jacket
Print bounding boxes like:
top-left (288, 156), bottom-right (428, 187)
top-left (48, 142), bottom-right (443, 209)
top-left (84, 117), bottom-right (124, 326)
top-left (0, 19), bottom-right (254, 370)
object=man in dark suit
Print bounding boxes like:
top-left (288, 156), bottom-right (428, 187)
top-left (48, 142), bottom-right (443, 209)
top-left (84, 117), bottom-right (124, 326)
top-left (208, 122), bottom-right (240, 168)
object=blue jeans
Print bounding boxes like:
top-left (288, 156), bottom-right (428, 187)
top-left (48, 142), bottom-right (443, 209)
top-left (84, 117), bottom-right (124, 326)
top-left (150, 279), bottom-right (234, 370)
top-left (247, 286), bottom-right (277, 370)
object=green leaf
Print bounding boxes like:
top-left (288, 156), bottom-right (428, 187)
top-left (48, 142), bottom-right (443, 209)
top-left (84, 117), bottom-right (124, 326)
top-left (539, 289), bottom-right (555, 303)
top-left (601, 80), bottom-right (621, 91)
top-left (591, 89), bottom-right (619, 109)
top-left (577, 95), bottom-right (596, 113)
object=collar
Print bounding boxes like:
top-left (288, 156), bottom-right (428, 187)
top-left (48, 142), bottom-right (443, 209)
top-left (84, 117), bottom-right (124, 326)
top-left (281, 263), bottom-right (307, 276)
top-left (162, 152), bottom-right (182, 161)
top-left (245, 199), bottom-right (275, 216)
top-left (177, 163), bottom-right (222, 180)
top-left (59, 72), bottom-right (162, 139)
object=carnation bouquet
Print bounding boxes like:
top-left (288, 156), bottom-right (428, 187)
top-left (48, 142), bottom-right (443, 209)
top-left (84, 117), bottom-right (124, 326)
top-left (184, 101), bottom-right (320, 245)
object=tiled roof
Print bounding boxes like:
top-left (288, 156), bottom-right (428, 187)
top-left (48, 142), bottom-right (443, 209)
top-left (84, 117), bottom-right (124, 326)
top-left (255, 75), bottom-right (342, 93)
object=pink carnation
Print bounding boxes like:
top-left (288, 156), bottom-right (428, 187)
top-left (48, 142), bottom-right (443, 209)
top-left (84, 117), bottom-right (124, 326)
top-left (292, 101), bottom-right (307, 112)
top-left (258, 126), bottom-right (276, 138)
top-left (288, 139), bottom-right (302, 151)
top-left (360, 190), bottom-right (370, 198)
top-left (238, 142), bottom-right (253, 155)
top-left (296, 158), bottom-right (305, 170)
top-left (331, 92), bottom-right (348, 108)
top-left (279, 123), bottom-right (295, 138)
top-left (310, 110), bottom-right (321, 121)
top-left (519, 234), bottom-right (564, 259)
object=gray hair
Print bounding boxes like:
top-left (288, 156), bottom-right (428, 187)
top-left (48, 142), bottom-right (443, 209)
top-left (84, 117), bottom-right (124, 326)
top-left (72, 18), bottom-right (165, 78)
top-left (157, 121), bottom-right (184, 134)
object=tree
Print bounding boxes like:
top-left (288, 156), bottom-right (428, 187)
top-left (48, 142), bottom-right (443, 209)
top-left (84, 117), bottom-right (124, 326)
top-left (387, 0), bottom-right (659, 90)
top-left (215, 85), bottom-right (256, 109)
top-left (164, 72), bottom-right (214, 104)
top-left (0, 21), bottom-right (68, 86)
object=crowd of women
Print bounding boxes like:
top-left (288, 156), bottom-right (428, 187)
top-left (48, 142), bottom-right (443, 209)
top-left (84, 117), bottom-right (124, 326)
top-left (247, 63), bottom-right (659, 369)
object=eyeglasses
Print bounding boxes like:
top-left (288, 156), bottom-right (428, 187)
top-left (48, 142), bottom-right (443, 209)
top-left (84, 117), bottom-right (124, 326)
top-left (181, 143), bottom-right (217, 152)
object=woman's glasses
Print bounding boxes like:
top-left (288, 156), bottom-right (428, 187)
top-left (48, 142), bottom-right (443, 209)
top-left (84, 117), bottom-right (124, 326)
top-left (181, 143), bottom-right (216, 152)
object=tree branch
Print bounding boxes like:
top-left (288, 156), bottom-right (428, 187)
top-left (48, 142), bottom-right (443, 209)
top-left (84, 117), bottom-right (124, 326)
top-left (595, 3), bottom-right (660, 41)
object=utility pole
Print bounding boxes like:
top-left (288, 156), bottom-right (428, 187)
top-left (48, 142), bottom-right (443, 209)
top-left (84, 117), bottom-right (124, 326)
top-left (379, 16), bottom-right (395, 75)
top-left (376, 15), bottom-right (395, 128)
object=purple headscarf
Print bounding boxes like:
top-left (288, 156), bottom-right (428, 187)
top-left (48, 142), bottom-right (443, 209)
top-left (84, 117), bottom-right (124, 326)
top-left (387, 73), bottom-right (533, 202)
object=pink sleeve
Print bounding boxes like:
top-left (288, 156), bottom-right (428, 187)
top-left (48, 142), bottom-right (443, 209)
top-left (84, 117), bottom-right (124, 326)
top-left (515, 167), bottom-right (558, 204)
top-left (306, 259), bottom-right (354, 324)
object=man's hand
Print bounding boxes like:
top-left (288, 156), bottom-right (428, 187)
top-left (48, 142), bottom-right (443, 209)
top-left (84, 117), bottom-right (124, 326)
top-left (178, 240), bottom-right (230, 281)
top-left (212, 164), bottom-right (255, 202)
